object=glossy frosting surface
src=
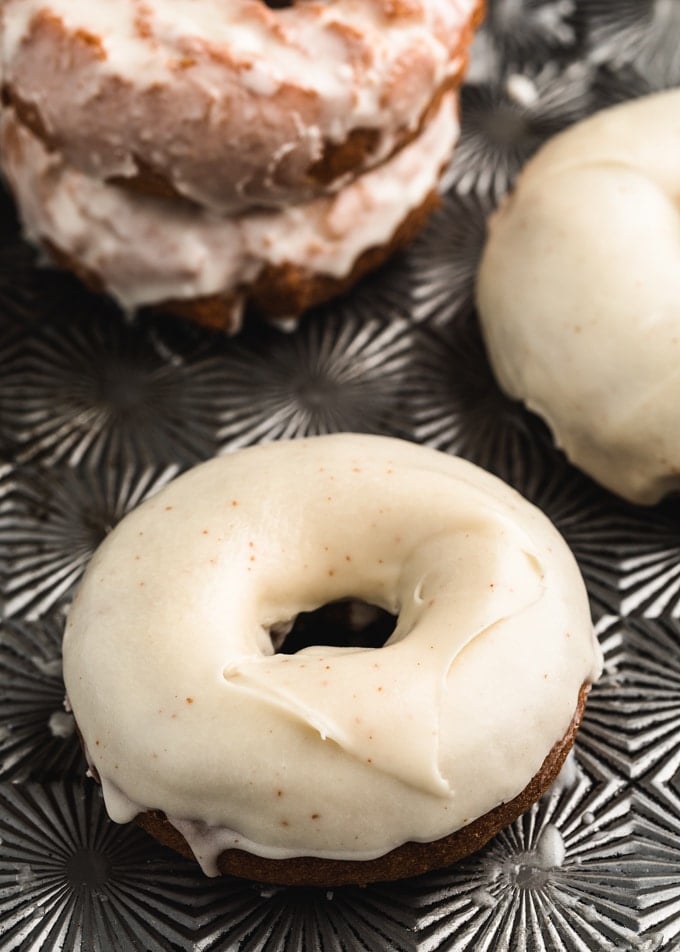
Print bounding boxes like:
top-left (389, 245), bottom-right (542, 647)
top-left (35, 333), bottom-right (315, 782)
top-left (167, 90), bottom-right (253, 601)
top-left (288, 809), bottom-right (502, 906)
top-left (477, 90), bottom-right (680, 505)
top-left (63, 435), bottom-right (601, 872)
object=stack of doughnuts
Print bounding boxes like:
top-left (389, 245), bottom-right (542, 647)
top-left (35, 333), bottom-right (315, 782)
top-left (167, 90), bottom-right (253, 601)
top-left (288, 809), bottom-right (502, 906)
top-left (0, 0), bottom-right (484, 331)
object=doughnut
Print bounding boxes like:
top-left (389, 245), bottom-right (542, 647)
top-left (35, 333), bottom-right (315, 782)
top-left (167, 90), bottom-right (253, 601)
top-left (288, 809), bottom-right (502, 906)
top-left (0, 93), bottom-right (457, 331)
top-left (63, 434), bottom-right (602, 885)
top-left (0, 0), bottom-right (485, 327)
top-left (476, 90), bottom-right (680, 505)
top-left (1, 0), bottom-right (484, 212)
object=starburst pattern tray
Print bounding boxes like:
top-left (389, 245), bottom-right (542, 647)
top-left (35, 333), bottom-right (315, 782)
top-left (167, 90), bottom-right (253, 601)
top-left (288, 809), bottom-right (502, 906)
top-left (1, 1), bottom-right (680, 950)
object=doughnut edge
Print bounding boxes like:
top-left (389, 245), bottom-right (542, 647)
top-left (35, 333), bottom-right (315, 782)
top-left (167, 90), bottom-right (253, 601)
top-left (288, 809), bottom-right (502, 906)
top-left (134, 682), bottom-right (591, 886)
top-left (43, 183), bottom-right (443, 331)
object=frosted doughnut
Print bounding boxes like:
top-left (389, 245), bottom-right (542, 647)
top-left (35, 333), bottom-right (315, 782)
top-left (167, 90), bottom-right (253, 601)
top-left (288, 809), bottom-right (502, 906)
top-left (0, 0), bottom-right (483, 212)
top-left (476, 90), bottom-right (680, 505)
top-left (63, 434), bottom-right (602, 884)
top-left (0, 93), bottom-right (458, 331)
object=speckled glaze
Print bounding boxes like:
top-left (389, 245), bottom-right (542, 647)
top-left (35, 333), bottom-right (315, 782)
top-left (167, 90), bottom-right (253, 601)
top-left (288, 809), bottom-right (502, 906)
top-left (63, 434), bottom-right (600, 874)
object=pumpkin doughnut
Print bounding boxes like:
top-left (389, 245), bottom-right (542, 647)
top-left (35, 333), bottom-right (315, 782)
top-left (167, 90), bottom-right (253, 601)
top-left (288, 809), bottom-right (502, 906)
top-left (63, 434), bottom-right (602, 885)
top-left (1, 0), bottom-right (484, 212)
top-left (476, 90), bottom-right (680, 505)
top-left (0, 92), bottom-right (458, 331)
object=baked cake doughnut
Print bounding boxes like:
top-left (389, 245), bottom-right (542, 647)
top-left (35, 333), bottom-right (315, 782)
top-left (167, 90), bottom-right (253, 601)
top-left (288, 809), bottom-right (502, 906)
top-left (63, 434), bottom-right (602, 885)
top-left (0, 92), bottom-right (458, 331)
top-left (1, 0), bottom-right (484, 210)
top-left (476, 90), bottom-right (680, 505)
top-left (0, 0), bottom-right (484, 328)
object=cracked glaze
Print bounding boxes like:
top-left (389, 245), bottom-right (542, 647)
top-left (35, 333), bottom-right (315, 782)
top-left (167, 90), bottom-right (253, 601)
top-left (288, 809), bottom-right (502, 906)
top-left (1, 0), bottom-right (480, 210)
top-left (0, 94), bottom-right (458, 319)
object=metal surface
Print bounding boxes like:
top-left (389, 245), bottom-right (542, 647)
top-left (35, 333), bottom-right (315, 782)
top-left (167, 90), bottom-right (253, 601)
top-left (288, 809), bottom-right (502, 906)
top-left (1, 1), bottom-right (680, 949)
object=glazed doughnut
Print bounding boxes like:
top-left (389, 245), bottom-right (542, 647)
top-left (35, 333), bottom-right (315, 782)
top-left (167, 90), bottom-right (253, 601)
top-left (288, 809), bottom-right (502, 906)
top-left (1, 0), bottom-right (484, 211)
top-left (0, 93), bottom-right (458, 330)
top-left (63, 434), bottom-right (602, 885)
top-left (476, 90), bottom-right (680, 505)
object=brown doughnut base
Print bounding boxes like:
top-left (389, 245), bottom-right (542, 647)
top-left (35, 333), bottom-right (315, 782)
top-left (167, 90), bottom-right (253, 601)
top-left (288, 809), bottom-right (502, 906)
top-left (135, 683), bottom-right (590, 886)
top-left (43, 186), bottom-right (442, 333)
top-left (162, 187), bottom-right (442, 330)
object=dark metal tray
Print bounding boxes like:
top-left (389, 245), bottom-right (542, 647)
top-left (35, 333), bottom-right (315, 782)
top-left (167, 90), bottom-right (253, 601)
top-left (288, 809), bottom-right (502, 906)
top-left (1, 2), bottom-right (679, 949)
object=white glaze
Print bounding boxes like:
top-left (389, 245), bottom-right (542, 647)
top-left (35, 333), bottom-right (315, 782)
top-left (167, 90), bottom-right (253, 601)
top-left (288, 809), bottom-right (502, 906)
top-left (0, 0), bottom-right (478, 209)
top-left (0, 94), bottom-right (458, 321)
top-left (63, 435), bottom-right (602, 872)
top-left (476, 90), bottom-right (680, 505)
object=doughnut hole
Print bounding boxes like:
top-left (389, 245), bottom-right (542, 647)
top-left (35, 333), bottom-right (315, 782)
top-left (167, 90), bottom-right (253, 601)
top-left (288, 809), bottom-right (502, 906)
top-left (271, 600), bottom-right (397, 654)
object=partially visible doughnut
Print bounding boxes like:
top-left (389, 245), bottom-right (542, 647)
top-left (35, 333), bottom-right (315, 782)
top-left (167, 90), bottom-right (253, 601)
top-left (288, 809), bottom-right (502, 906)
top-left (476, 90), bottom-right (680, 505)
top-left (1, 0), bottom-right (484, 211)
top-left (0, 92), bottom-right (458, 331)
top-left (63, 434), bottom-right (602, 885)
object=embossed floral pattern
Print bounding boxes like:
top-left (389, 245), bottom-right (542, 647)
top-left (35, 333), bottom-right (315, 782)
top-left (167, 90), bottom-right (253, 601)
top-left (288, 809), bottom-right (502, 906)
top-left (447, 62), bottom-right (593, 200)
top-left (410, 765), bottom-right (637, 952)
top-left (0, 309), bottom-right (221, 468)
top-left (213, 308), bottom-right (415, 448)
top-left (0, 615), bottom-right (83, 781)
top-left (2, 464), bottom-right (177, 619)
top-left (0, 782), bottom-right (200, 952)
top-left (579, 0), bottom-right (680, 87)
top-left (474, 0), bottom-right (580, 76)
top-left (0, 2), bottom-right (678, 949)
